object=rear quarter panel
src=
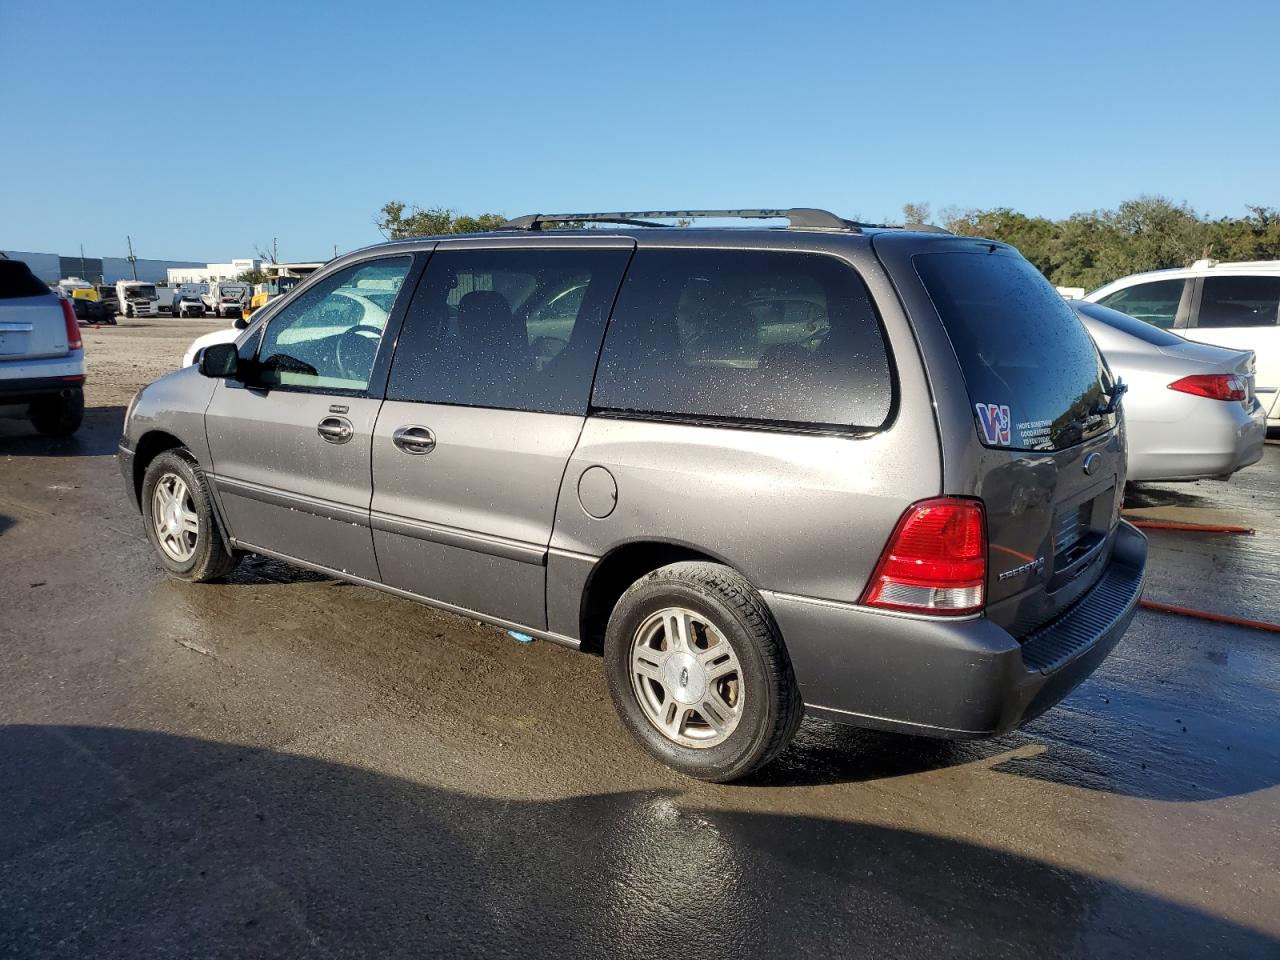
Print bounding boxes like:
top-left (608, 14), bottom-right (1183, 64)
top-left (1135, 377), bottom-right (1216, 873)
top-left (546, 240), bottom-right (942, 638)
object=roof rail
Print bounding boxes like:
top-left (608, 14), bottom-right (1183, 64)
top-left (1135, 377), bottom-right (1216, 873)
top-left (498, 208), bottom-right (861, 232)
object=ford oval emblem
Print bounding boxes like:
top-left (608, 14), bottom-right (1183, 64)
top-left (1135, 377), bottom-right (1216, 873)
top-left (1083, 452), bottom-right (1101, 476)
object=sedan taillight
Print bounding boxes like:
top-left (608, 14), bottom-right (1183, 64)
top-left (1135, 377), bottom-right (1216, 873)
top-left (860, 497), bottom-right (987, 616)
top-left (60, 298), bottom-right (82, 350)
top-left (1168, 374), bottom-right (1246, 402)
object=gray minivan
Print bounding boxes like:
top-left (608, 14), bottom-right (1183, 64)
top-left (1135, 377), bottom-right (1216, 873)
top-left (119, 209), bottom-right (1147, 781)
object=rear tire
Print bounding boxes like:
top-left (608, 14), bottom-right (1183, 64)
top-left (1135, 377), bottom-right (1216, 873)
top-left (29, 389), bottom-right (84, 437)
top-left (141, 449), bottom-right (240, 582)
top-left (603, 561), bottom-right (803, 782)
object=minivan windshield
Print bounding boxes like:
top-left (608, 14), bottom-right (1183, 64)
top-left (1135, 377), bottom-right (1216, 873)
top-left (915, 251), bottom-right (1113, 452)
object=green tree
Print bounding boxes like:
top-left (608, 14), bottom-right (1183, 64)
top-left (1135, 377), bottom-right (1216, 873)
top-left (375, 203), bottom-right (507, 239)
top-left (236, 269), bottom-right (268, 285)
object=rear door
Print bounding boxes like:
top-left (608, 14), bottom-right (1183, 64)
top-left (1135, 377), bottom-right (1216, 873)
top-left (877, 236), bottom-right (1124, 637)
top-left (204, 254), bottom-right (420, 579)
top-left (1184, 275), bottom-right (1280, 418)
top-left (370, 238), bottom-right (633, 629)
top-left (0, 261), bottom-right (69, 362)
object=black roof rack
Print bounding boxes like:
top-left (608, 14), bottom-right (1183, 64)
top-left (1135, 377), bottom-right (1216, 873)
top-left (498, 208), bottom-right (861, 232)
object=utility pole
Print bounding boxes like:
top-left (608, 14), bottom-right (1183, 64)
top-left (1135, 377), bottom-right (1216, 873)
top-left (126, 235), bottom-right (138, 280)
top-left (273, 236), bottom-right (278, 264)
top-left (333, 243), bottom-right (338, 259)
top-left (79, 244), bottom-right (86, 279)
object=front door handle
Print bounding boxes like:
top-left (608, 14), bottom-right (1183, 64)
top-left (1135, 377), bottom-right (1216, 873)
top-left (392, 424), bottom-right (436, 455)
top-left (317, 416), bottom-right (354, 444)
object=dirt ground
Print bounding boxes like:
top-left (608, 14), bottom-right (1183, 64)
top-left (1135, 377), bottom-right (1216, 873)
top-left (0, 319), bottom-right (1277, 958)
top-left (79, 315), bottom-right (227, 406)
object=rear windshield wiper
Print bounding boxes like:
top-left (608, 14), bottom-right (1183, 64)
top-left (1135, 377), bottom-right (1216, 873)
top-left (1091, 379), bottom-right (1128, 416)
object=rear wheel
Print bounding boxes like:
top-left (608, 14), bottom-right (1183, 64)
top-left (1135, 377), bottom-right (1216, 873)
top-left (29, 389), bottom-right (84, 437)
top-left (141, 449), bottom-right (240, 582)
top-left (603, 561), bottom-right (803, 782)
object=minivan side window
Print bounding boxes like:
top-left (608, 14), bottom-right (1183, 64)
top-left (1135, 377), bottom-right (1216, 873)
top-left (386, 247), bottom-right (631, 414)
top-left (591, 249), bottom-right (892, 429)
top-left (1196, 276), bottom-right (1280, 328)
top-left (1095, 279), bottom-right (1185, 329)
top-left (253, 257), bottom-right (412, 392)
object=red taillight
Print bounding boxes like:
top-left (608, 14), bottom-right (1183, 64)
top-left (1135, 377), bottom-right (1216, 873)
top-left (861, 497), bottom-right (987, 616)
top-left (1168, 374), bottom-right (1246, 402)
top-left (59, 299), bottom-right (82, 350)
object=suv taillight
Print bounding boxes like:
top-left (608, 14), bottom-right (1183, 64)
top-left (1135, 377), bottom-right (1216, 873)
top-left (860, 497), bottom-right (987, 616)
top-left (1168, 374), bottom-right (1246, 402)
top-left (60, 299), bottom-right (82, 350)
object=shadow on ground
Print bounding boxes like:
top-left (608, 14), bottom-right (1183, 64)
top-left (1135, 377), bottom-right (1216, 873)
top-left (0, 725), bottom-right (1272, 959)
top-left (0, 405), bottom-right (125, 457)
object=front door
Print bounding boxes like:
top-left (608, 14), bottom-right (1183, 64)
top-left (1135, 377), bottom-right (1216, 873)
top-left (205, 254), bottom-right (418, 579)
top-left (370, 239), bottom-right (633, 629)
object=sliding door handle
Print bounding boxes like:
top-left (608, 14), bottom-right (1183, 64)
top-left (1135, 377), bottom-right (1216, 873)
top-left (392, 425), bottom-right (436, 455)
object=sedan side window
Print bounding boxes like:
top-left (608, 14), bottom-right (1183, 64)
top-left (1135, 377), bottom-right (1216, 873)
top-left (253, 257), bottom-right (412, 392)
top-left (1196, 276), bottom-right (1280, 328)
top-left (1096, 279), bottom-right (1186, 329)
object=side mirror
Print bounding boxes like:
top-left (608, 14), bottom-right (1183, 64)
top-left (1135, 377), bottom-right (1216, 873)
top-left (199, 342), bottom-right (240, 378)
top-left (233, 315), bottom-right (249, 330)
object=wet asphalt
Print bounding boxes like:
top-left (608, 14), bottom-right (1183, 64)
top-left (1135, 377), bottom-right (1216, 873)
top-left (0, 397), bottom-right (1277, 958)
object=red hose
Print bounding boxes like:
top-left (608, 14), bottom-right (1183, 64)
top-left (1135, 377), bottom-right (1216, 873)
top-left (1127, 520), bottom-right (1253, 534)
top-left (1139, 599), bottom-right (1280, 634)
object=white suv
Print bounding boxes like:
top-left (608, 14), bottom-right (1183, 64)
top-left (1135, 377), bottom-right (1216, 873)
top-left (1086, 260), bottom-right (1280, 427)
top-left (0, 258), bottom-right (86, 436)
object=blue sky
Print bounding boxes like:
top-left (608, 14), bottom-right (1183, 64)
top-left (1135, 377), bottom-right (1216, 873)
top-left (2, 0), bottom-right (1277, 263)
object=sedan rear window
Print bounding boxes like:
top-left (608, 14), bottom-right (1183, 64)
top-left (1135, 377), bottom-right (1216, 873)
top-left (0, 260), bottom-right (51, 299)
top-left (1072, 300), bottom-right (1184, 347)
top-left (915, 251), bottom-right (1112, 451)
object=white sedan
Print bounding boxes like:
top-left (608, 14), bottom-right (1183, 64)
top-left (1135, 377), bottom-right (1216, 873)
top-left (1071, 300), bottom-right (1266, 482)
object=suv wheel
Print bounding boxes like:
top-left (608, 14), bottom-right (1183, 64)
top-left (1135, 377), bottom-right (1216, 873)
top-left (141, 449), bottom-right (240, 582)
top-left (604, 561), bottom-right (803, 782)
top-left (29, 388), bottom-right (84, 437)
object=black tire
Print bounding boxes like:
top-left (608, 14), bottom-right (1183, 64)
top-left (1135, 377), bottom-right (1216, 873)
top-left (603, 561), bottom-right (803, 782)
top-left (140, 448), bottom-right (240, 582)
top-left (29, 389), bottom-right (84, 437)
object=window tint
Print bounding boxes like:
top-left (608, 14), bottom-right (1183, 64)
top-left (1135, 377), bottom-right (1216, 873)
top-left (1196, 275), bottom-right (1280, 328)
top-left (592, 250), bottom-right (892, 429)
top-left (1096, 279), bottom-right (1184, 329)
top-left (1071, 300), bottom-right (1184, 347)
top-left (387, 247), bottom-right (631, 414)
top-left (255, 257), bottom-right (411, 392)
top-left (0, 260), bottom-right (50, 299)
top-left (915, 252), bottom-right (1111, 452)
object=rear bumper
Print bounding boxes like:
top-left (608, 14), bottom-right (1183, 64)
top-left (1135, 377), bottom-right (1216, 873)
top-left (765, 520), bottom-right (1147, 738)
top-left (0, 372), bottom-right (85, 405)
top-left (1127, 399), bottom-right (1267, 481)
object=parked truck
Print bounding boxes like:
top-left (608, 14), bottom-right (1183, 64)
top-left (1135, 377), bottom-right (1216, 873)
top-left (201, 281), bottom-right (249, 318)
top-left (116, 281), bottom-right (160, 318)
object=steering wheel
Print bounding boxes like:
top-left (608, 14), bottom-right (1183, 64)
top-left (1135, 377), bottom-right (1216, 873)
top-left (334, 324), bottom-right (383, 381)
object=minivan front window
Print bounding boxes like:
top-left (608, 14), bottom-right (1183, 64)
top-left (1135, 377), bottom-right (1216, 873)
top-left (254, 257), bottom-right (411, 392)
top-left (915, 252), bottom-right (1112, 452)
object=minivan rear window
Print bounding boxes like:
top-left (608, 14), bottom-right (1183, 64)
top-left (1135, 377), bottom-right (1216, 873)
top-left (592, 249), bottom-right (893, 430)
top-left (0, 260), bottom-right (51, 299)
top-left (915, 251), bottom-right (1111, 452)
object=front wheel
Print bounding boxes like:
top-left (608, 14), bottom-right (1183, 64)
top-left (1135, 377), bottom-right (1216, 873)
top-left (604, 561), bottom-right (803, 782)
top-left (141, 449), bottom-right (240, 582)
